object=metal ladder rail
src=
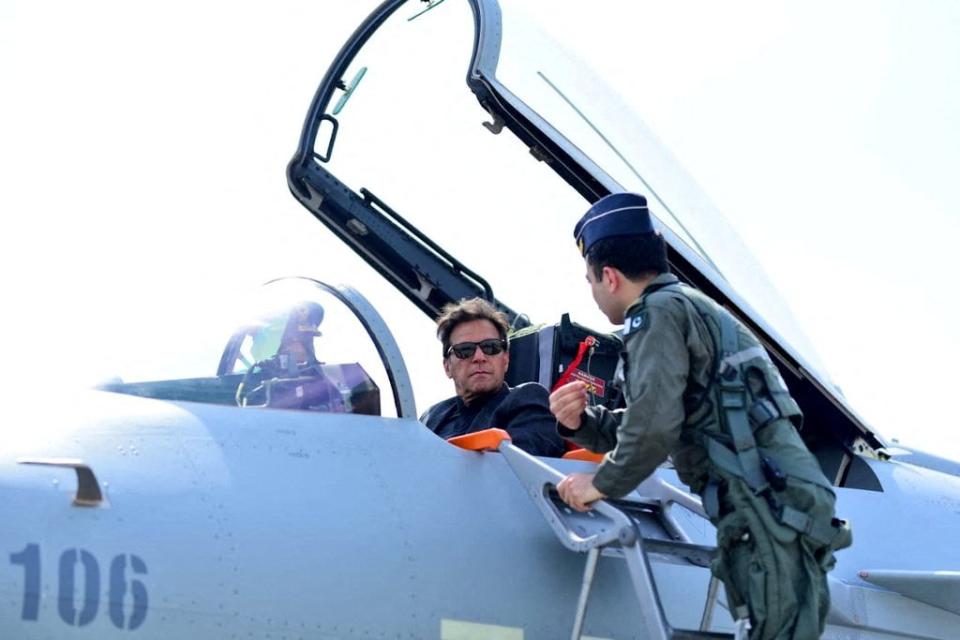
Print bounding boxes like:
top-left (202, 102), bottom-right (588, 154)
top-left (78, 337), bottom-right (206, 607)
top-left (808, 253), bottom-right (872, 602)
top-left (499, 442), bottom-right (736, 640)
top-left (608, 497), bottom-right (724, 633)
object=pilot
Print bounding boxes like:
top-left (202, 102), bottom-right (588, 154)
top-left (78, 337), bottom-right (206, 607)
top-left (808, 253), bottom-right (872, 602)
top-left (420, 298), bottom-right (566, 458)
top-left (549, 192), bottom-right (852, 639)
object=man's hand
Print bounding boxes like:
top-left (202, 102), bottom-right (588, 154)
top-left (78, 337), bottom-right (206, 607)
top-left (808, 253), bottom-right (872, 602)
top-left (550, 381), bottom-right (588, 430)
top-left (557, 472), bottom-right (605, 512)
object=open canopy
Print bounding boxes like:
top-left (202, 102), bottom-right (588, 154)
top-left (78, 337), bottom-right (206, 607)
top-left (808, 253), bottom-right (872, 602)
top-left (286, 0), bottom-right (886, 469)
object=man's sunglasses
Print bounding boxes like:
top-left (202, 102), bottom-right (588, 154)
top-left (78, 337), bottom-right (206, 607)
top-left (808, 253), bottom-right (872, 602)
top-left (446, 338), bottom-right (508, 360)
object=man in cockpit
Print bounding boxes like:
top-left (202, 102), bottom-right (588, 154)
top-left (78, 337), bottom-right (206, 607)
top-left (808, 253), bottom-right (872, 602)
top-left (277, 301), bottom-right (324, 369)
top-left (420, 298), bottom-right (566, 458)
top-left (550, 192), bottom-right (851, 640)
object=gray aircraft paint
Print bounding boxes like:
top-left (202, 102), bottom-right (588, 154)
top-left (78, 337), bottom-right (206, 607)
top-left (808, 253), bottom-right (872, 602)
top-left (2, 0), bottom-right (959, 638)
top-left (3, 390), bottom-right (712, 638)
top-left (3, 386), bottom-right (960, 638)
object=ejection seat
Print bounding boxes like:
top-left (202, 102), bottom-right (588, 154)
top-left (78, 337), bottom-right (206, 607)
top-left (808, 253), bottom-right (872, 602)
top-left (506, 313), bottom-right (623, 460)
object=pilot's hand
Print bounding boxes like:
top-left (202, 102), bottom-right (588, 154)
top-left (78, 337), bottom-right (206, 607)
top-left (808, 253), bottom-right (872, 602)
top-left (550, 381), bottom-right (588, 430)
top-left (557, 472), bottom-right (605, 512)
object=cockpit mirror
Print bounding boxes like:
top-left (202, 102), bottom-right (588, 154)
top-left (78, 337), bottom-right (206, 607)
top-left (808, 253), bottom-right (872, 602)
top-left (332, 66), bottom-right (367, 116)
top-left (408, 0), bottom-right (448, 22)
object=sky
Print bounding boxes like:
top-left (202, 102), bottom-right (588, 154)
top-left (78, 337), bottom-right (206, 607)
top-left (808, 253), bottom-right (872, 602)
top-left (1, 1), bottom-right (958, 459)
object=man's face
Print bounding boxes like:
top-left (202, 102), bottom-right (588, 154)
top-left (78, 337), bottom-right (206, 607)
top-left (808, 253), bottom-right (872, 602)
top-left (283, 337), bottom-right (311, 365)
top-left (586, 263), bottom-right (625, 324)
top-left (443, 319), bottom-right (509, 405)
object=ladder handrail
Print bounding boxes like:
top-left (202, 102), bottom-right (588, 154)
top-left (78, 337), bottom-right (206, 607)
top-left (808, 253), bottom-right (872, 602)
top-left (499, 441), bottom-right (639, 551)
top-left (499, 443), bottom-right (737, 640)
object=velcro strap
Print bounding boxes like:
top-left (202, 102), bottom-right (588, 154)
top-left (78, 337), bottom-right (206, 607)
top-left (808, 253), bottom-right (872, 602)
top-left (721, 389), bottom-right (746, 409)
top-left (748, 398), bottom-right (780, 429)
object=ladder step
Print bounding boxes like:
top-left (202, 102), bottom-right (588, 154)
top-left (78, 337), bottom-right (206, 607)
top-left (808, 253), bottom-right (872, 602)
top-left (643, 538), bottom-right (716, 568)
top-left (670, 630), bottom-right (735, 639)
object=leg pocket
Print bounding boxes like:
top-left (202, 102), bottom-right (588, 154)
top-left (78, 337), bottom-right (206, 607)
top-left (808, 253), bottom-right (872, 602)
top-left (728, 511), bottom-right (801, 639)
top-left (711, 511), bottom-right (751, 613)
top-left (747, 555), bottom-right (769, 637)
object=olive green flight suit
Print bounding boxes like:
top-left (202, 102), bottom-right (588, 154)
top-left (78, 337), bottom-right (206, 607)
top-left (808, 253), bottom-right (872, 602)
top-left (560, 273), bottom-right (851, 639)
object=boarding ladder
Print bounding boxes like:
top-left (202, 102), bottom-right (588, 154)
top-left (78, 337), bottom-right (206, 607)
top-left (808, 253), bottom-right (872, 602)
top-left (450, 430), bottom-right (742, 640)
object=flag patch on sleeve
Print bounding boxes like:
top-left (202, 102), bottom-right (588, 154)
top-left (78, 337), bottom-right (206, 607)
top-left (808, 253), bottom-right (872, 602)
top-left (622, 311), bottom-right (646, 337)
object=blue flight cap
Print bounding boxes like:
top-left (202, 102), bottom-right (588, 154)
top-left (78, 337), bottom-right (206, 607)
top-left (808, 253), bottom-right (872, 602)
top-left (573, 192), bottom-right (654, 256)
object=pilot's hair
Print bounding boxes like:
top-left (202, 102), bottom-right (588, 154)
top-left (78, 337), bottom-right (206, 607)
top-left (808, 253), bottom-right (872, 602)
top-left (436, 298), bottom-right (510, 358)
top-left (586, 233), bottom-right (669, 281)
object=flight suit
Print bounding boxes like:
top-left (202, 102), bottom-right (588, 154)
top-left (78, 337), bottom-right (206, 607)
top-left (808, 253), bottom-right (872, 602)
top-left (559, 273), bottom-right (851, 640)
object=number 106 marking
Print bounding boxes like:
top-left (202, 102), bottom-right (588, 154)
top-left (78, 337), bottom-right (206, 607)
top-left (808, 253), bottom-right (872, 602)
top-left (9, 544), bottom-right (148, 630)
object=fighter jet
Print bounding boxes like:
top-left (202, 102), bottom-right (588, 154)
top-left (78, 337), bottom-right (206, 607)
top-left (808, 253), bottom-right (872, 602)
top-left (2, 1), bottom-right (958, 639)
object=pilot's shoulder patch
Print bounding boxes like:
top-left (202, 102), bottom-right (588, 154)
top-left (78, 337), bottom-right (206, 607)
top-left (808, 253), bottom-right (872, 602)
top-left (622, 311), bottom-right (647, 337)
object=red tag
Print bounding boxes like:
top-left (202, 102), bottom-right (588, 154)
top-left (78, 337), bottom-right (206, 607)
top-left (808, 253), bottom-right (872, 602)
top-left (570, 369), bottom-right (605, 398)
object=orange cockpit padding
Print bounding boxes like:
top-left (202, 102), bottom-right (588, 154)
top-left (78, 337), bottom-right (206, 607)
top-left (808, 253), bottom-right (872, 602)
top-left (562, 448), bottom-right (604, 463)
top-left (446, 428), bottom-right (511, 452)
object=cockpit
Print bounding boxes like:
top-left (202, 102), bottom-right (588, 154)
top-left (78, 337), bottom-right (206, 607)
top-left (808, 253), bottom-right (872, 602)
top-left (99, 278), bottom-right (414, 420)
top-left (98, 0), bottom-right (886, 492)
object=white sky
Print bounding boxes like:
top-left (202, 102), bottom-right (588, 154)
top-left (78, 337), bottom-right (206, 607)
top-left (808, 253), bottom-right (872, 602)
top-left (1, 1), bottom-right (958, 459)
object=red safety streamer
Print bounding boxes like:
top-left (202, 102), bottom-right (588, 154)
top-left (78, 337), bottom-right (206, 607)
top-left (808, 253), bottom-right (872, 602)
top-left (551, 336), bottom-right (596, 391)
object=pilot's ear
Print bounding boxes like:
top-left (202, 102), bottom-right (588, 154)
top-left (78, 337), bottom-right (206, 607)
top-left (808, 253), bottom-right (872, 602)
top-left (602, 266), bottom-right (620, 292)
top-left (443, 356), bottom-right (453, 379)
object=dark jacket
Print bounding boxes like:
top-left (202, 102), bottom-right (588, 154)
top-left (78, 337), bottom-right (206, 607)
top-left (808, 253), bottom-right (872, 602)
top-left (421, 382), bottom-right (566, 457)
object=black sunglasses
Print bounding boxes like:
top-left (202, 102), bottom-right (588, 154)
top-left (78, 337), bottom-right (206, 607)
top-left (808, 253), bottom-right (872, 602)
top-left (447, 338), bottom-right (508, 360)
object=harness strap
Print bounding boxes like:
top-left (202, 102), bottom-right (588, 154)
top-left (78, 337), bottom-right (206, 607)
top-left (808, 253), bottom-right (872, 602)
top-left (721, 345), bottom-right (767, 370)
top-left (702, 480), bottom-right (721, 520)
top-left (705, 457), bottom-right (841, 546)
top-left (705, 436), bottom-right (745, 480)
top-left (778, 505), bottom-right (847, 548)
top-left (717, 313), bottom-right (769, 493)
top-left (761, 451), bottom-right (834, 491)
top-left (705, 433), bottom-right (833, 490)
top-left (705, 433), bottom-right (841, 545)
top-left (681, 292), bottom-right (845, 548)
